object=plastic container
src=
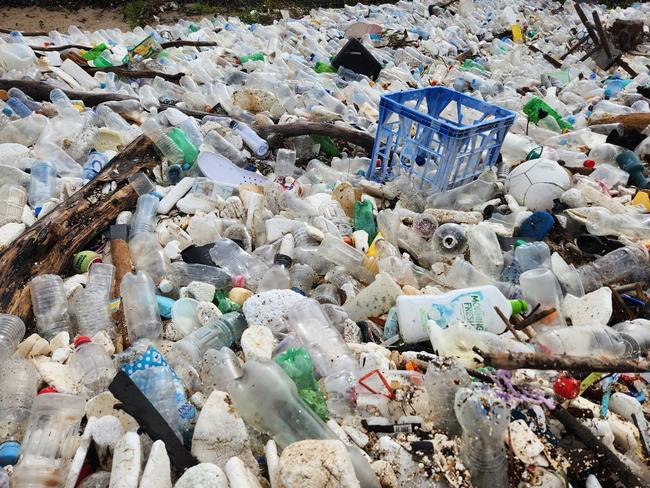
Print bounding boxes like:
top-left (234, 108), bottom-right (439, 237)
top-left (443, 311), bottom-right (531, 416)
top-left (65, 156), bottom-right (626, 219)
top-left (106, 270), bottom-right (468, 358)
top-left (12, 390), bottom-right (85, 488)
top-left (28, 160), bottom-right (57, 212)
top-left (229, 120), bottom-right (268, 157)
top-left (82, 150), bottom-right (110, 180)
top-left (0, 184), bottom-right (26, 227)
top-left (397, 285), bottom-right (527, 343)
top-left (168, 261), bottom-right (233, 290)
top-left (257, 234), bottom-right (294, 293)
top-left (514, 241), bottom-right (551, 272)
top-left (424, 361), bottom-right (472, 435)
top-left (29, 275), bottom-right (73, 340)
top-left (0, 43), bottom-right (36, 71)
top-left (130, 366), bottom-right (182, 438)
top-left (0, 358), bottom-right (38, 440)
top-left (68, 336), bottom-right (116, 398)
top-left (141, 119), bottom-right (184, 165)
top-left (120, 271), bottom-right (163, 343)
top-left (467, 222), bottom-right (503, 277)
top-left (0, 314), bottom-right (25, 361)
top-left (367, 87), bottom-right (515, 192)
top-left (289, 263), bottom-right (316, 296)
top-left (519, 268), bottom-right (565, 327)
top-left (577, 246), bottom-right (650, 293)
top-left (209, 238), bottom-right (269, 290)
top-left (130, 194), bottom-right (159, 236)
top-left (70, 263), bottom-right (115, 338)
top-left (532, 325), bottom-right (627, 357)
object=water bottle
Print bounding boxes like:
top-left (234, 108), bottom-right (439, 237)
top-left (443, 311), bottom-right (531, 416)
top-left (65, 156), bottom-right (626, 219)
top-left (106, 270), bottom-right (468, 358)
top-left (9, 31), bottom-right (24, 44)
top-left (49, 89), bottom-right (74, 113)
top-left (0, 183), bottom-right (26, 226)
top-left (120, 271), bottom-right (163, 343)
top-left (167, 127), bottom-right (199, 165)
top-left (423, 361), bottom-right (472, 435)
top-left (68, 336), bottom-right (116, 398)
top-left (28, 160), bottom-right (57, 212)
top-left (612, 320), bottom-right (650, 358)
top-left (257, 234), bottom-right (294, 293)
top-left (275, 148), bottom-right (297, 177)
top-left (532, 325), bottom-right (627, 357)
top-left (289, 263), bottom-right (315, 296)
top-left (0, 358), bottom-right (38, 440)
top-left (7, 89), bottom-right (41, 112)
top-left (29, 274), bottom-right (73, 340)
top-left (12, 389), bottom-right (85, 488)
top-left (82, 150), bottom-right (109, 180)
top-left (203, 130), bottom-right (244, 165)
top-left (141, 119), bottom-right (184, 165)
top-left (467, 223), bottom-right (504, 277)
top-left (229, 120), bottom-right (268, 156)
top-left (71, 263), bottom-right (116, 338)
top-left (129, 195), bottom-right (169, 284)
top-left (209, 238), bottom-right (269, 290)
top-left (168, 261), bottom-right (234, 289)
top-left (455, 387), bottom-right (510, 488)
top-left (6, 98), bottom-right (31, 118)
top-left (0, 314), bottom-right (25, 361)
top-left (514, 241), bottom-right (551, 272)
top-left (431, 223), bottom-right (468, 257)
top-left (179, 117), bottom-right (203, 147)
top-left (60, 58), bottom-right (98, 90)
top-left (130, 194), bottom-right (159, 236)
top-left (130, 366), bottom-right (181, 438)
top-left (577, 246), bottom-right (650, 293)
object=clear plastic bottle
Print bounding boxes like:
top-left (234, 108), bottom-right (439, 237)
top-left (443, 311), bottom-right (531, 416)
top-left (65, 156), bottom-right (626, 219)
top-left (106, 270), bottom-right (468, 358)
top-left (431, 223), bottom-right (468, 257)
top-left (29, 275), bottom-right (73, 340)
top-left (612, 320), bottom-right (650, 358)
top-left (49, 89), bottom-right (74, 113)
top-left (6, 98), bottom-right (32, 118)
top-left (0, 314), bottom-right (25, 361)
top-left (120, 271), bottom-right (163, 343)
top-left (0, 183), bottom-right (26, 226)
top-left (519, 268), bottom-right (565, 327)
top-left (12, 389), bottom-right (85, 488)
top-left (28, 160), bottom-right (57, 212)
top-left (289, 263), bottom-right (315, 296)
top-left (141, 119), bottom-right (184, 165)
top-left (577, 246), bottom-right (650, 293)
top-left (168, 261), bottom-right (233, 289)
top-left (275, 148), bottom-right (297, 177)
top-left (532, 325), bottom-right (627, 357)
top-left (203, 130), bottom-right (244, 165)
top-left (514, 241), bottom-right (551, 272)
top-left (179, 117), bottom-right (203, 148)
top-left (70, 263), bottom-right (115, 338)
top-left (7, 89), bottom-right (41, 112)
top-left (130, 194), bottom-right (159, 235)
top-left (68, 336), bottom-right (116, 398)
top-left (257, 234), bottom-right (294, 293)
top-left (455, 387), bottom-right (510, 488)
top-left (82, 150), bottom-right (109, 180)
top-left (229, 120), bottom-right (268, 156)
top-left (317, 233), bottom-right (376, 284)
top-left (467, 223), bottom-right (504, 277)
top-left (0, 358), bottom-right (38, 440)
top-left (129, 195), bottom-right (168, 284)
top-left (209, 238), bottom-right (269, 291)
top-left (423, 361), bottom-right (472, 435)
top-left (130, 366), bottom-right (181, 438)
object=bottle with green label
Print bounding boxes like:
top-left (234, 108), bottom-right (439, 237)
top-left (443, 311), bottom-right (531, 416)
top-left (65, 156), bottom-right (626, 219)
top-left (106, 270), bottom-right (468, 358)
top-left (167, 127), bottom-right (199, 164)
top-left (353, 200), bottom-right (377, 243)
top-left (523, 97), bottom-right (572, 131)
top-left (276, 347), bottom-right (329, 421)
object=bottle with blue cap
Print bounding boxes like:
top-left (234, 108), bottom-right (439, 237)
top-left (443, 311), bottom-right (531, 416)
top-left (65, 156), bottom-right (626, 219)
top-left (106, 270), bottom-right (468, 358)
top-left (28, 160), bottom-right (57, 215)
top-left (83, 150), bottom-right (115, 180)
top-left (6, 97), bottom-right (32, 118)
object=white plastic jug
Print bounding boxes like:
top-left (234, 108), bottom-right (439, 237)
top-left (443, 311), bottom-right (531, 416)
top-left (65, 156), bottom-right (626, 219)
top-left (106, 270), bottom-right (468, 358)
top-left (0, 44), bottom-right (36, 71)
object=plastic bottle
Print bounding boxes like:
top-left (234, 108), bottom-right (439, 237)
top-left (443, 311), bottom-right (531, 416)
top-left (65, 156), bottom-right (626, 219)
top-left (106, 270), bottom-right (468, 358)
top-left (276, 347), bottom-right (329, 421)
top-left (49, 89), bottom-right (74, 113)
top-left (61, 58), bottom-right (98, 90)
top-left (423, 361), bottom-right (472, 435)
top-left (226, 359), bottom-right (380, 488)
top-left (179, 117), bottom-right (203, 148)
top-left (167, 312), bottom-right (247, 390)
top-left (533, 325), bottom-right (627, 357)
top-left (616, 149), bottom-right (650, 189)
top-left (353, 200), bottom-right (377, 242)
top-left (12, 389), bottom-right (86, 488)
top-left (0, 314), bottom-right (25, 361)
top-left (289, 263), bottom-right (315, 296)
top-left (229, 120), bottom-right (268, 156)
top-left (120, 271), bottom-right (163, 343)
top-left (0, 184), bottom-right (26, 226)
top-left (257, 233), bottom-right (294, 292)
top-left (168, 261), bottom-right (234, 289)
top-left (28, 160), bottom-right (57, 212)
top-left (275, 148), bottom-right (297, 177)
top-left (129, 195), bottom-right (169, 284)
top-left (611, 320), bottom-right (650, 358)
top-left (130, 194), bottom-right (159, 235)
top-left (519, 268), bottom-right (565, 327)
top-left (6, 98), bottom-right (31, 118)
top-left (431, 223), bottom-right (468, 257)
top-left (455, 387), bottom-right (510, 488)
top-left (141, 119), bottom-right (184, 165)
top-left (576, 207), bottom-right (650, 239)
top-left (82, 150), bottom-right (110, 180)
top-left (514, 241), bottom-right (551, 272)
top-left (70, 263), bottom-right (115, 338)
top-left (467, 223), bottom-right (503, 277)
top-left (167, 127), bottom-right (199, 164)
top-left (317, 233), bottom-right (376, 284)
top-left (130, 366), bottom-right (182, 438)
top-left (209, 238), bottom-right (269, 290)
top-left (68, 336), bottom-right (116, 397)
top-left (577, 246), bottom-right (650, 293)
top-left (29, 275), bottom-right (73, 340)
top-left (397, 285), bottom-right (527, 343)
top-left (0, 358), bottom-right (37, 440)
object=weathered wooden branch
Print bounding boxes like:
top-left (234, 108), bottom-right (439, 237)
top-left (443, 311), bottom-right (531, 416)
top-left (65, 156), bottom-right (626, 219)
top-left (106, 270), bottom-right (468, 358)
top-left (256, 122), bottom-right (375, 153)
top-left (83, 65), bottom-right (184, 82)
top-left (159, 40), bottom-right (218, 49)
top-left (0, 28), bottom-right (48, 36)
top-left (0, 79), bottom-right (137, 106)
top-left (28, 44), bottom-right (93, 52)
top-left (477, 349), bottom-right (650, 373)
top-left (0, 136), bottom-right (159, 324)
top-left (551, 406), bottom-right (646, 488)
top-left (589, 112), bottom-right (650, 131)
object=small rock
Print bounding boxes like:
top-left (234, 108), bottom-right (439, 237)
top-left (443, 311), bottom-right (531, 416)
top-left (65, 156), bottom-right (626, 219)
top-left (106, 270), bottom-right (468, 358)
top-left (241, 325), bottom-right (274, 361)
top-left (86, 391), bottom-right (139, 433)
top-left (92, 330), bottom-right (116, 356)
top-left (191, 391), bottom-right (257, 473)
top-left (21, 205), bottom-right (35, 226)
top-left (139, 440), bottom-right (172, 488)
top-left (187, 212), bottom-right (221, 246)
top-left (190, 391), bottom-right (207, 409)
top-left (225, 456), bottom-right (262, 488)
top-left (187, 281), bottom-right (216, 302)
top-left (63, 273), bottom-right (88, 299)
top-left (507, 420), bottom-right (548, 466)
top-left (370, 460), bottom-right (398, 488)
top-left (88, 416), bottom-right (125, 451)
top-left (14, 333), bottom-right (41, 358)
top-left (163, 241), bottom-right (181, 260)
top-left (174, 463), bottom-right (229, 488)
top-left (116, 211), bottom-right (132, 225)
top-left (29, 337), bottom-right (51, 357)
top-left (277, 440), bottom-right (360, 488)
top-left (242, 290), bottom-right (304, 333)
top-left (49, 331), bottom-right (70, 351)
top-left (196, 301), bottom-right (222, 326)
top-left (35, 361), bottom-right (80, 393)
top-left (229, 287), bottom-right (253, 306)
top-left (109, 432), bottom-right (141, 488)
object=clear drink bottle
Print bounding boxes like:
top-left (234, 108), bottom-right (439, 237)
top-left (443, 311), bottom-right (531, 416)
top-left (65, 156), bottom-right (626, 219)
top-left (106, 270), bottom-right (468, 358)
top-left (120, 271), bottom-right (162, 343)
top-left (29, 275), bottom-right (73, 340)
top-left (0, 358), bottom-right (38, 440)
top-left (0, 313), bottom-right (25, 361)
top-left (0, 184), bottom-right (26, 226)
top-left (68, 336), bottom-right (116, 398)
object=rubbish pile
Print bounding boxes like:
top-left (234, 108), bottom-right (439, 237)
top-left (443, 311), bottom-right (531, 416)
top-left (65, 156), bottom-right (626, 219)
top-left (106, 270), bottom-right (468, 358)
top-left (0, 0), bottom-right (650, 487)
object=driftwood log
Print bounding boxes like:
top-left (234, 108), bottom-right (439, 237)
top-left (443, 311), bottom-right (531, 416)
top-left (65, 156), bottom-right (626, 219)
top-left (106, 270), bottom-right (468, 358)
top-left (0, 79), bottom-right (137, 106)
top-left (589, 112), bottom-right (650, 131)
top-left (0, 136), bottom-right (159, 322)
top-left (257, 122), bottom-right (375, 153)
top-left (478, 349), bottom-right (650, 373)
top-left (83, 65), bottom-right (184, 83)
top-left (0, 28), bottom-right (48, 36)
top-left (27, 40), bottom-right (218, 52)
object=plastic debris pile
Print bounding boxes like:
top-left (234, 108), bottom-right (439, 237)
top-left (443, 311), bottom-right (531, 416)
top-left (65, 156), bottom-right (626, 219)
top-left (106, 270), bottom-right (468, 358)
top-left (0, 0), bottom-right (650, 487)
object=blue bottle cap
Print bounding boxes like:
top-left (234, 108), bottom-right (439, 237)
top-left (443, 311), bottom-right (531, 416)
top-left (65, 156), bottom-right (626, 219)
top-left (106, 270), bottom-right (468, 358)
top-left (2, 108), bottom-right (12, 116)
top-left (181, 162), bottom-right (191, 171)
top-left (156, 295), bottom-right (176, 318)
top-left (0, 440), bottom-right (20, 467)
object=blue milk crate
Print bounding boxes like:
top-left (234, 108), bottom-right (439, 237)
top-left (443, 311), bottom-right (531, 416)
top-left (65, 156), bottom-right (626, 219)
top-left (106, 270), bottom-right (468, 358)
top-left (366, 86), bottom-right (516, 193)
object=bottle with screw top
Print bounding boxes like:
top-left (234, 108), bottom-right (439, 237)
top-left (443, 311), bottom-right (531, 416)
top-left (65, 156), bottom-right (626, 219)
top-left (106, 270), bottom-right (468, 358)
top-left (28, 160), bottom-right (57, 214)
top-left (423, 360), bottom-right (472, 435)
top-left (68, 336), bottom-right (116, 398)
top-left (289, 263), bottom-right (315, 296)
top-left (70, 263), bottom-right (116, 338)
top-left (129, 194), bottom-right (169, 284)
top-left (29, 274), bottom-right (73, 340)
top-left (257, 233), bottom-right (294, 292)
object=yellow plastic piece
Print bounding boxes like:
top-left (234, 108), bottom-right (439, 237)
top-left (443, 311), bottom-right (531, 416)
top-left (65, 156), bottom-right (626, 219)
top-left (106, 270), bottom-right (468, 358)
top-left (512, 23), bottom-right (524, 44)
top-left (631, 191), bottom-right (650, 211)
top-left (365, 232), bottom-right (383, 257)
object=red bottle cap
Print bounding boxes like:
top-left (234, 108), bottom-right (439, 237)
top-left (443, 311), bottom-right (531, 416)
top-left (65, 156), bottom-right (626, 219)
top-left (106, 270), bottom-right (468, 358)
top-left (38, 386), bottom-right (58, 395)
top-left (73, 336), bottom-right (92, 348)
top-left (583, 159), bottom-right (596, 169)
top-left (232, 275), bottom-right (246, 288)
top-left (553, 374), bottom-right (581, 399)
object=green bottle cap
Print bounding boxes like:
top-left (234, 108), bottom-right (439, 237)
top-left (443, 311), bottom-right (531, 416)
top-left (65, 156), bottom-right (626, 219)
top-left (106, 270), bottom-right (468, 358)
top-left (513, 239), bottom-right (528, 248)
top-left (509, 299), bottom-right (528, 315)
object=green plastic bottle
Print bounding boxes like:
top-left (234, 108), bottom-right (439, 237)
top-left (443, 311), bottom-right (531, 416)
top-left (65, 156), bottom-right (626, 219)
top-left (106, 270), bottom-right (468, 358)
top-left (311, 134), bottom-right (340, 157)
top-left (167, 127), bottom-right (199, 164)
top-left (276, 348), bottom-right (329, 421)
top-left (354, 200), bottom-right (377, 243)
top-left (239, 52), bottom-right (265, 64)
top-left (314, 61), bottom-right (336, 74)
top-left (81, 43), bottom-right (108, 60)
top-left (523, 97), bottom-right (572, 131)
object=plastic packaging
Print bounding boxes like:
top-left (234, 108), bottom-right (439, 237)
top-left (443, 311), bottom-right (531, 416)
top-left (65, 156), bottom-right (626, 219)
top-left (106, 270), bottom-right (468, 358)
top-left (0, 358), bottom-right (38, 440)
top-left (424, 361), bottom-right (472, 435)
top-left (70, 263), bottom-right (115, 338)
top-left (577, 246), bottom-right (650, 293)
top-left (28, 160), bottom-right (57, 212)
top-left (29, 274), bottom-right (73, 340)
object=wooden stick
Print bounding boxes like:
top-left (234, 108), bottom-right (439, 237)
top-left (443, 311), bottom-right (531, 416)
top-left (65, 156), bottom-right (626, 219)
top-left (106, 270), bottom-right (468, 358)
top-left (28, 44), bottom-right (93, 52)
top-left (494, 306), bottom-right (524, 343)
top-left (0, 136), bottom-right (159, 324)
top-left (0, 28), bottom-right (48, 36)
top-left (477, 349), bottom-right (650, 373)
top-left (83, 65), bottom-right (184, 83)
top-left (551, 405), bottom-right (646, 488)
top-left (256, 122), bottom-right (375, 153)
top-left (159, 40), bottom-right (218, 49)
top-left (589, 112), bottom-right (650, 131)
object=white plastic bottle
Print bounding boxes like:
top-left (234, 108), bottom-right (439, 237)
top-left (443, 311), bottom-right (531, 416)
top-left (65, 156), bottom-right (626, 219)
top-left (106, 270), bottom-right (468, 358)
top-left (397, 285), bottom-right (528, 343)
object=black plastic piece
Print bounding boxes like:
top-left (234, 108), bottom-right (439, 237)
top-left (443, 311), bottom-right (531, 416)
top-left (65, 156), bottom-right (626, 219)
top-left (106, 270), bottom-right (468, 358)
top-left (110, 224), bottom-right (129, 242)
top-left (108, 371), bottom-right (197, 473)
top-left (575, 234), bottom-right (624, 256)
top-left (181, 243), bottom-right (217, 266)
top-left (331, 38), bottom-right (382, 81)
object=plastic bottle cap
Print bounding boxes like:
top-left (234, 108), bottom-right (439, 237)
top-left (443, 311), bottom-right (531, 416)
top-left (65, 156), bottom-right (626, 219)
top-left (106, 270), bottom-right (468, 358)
top-left (38, 386), bottom-right (58, 395)
top-left (74, 336), bottom-right (92, 348)
top-left (583, 159), bottom-right (596, 168)
top-left (0, 441), bottom-right (20, 467)
top-left (513, 239), bottom-right (527, 248)
top-left (232, 275), bottom-right (246, 288)
top-left (509, 299), bottom-right (528, 315)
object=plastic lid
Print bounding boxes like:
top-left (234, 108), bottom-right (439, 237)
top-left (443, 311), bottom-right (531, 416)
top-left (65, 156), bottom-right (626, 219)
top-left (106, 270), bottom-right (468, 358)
top-left (509, 299), bottom-right (528, 315)
top-left (38, 386), bottom-right (58, 395)
top-left (74, 336), bottom-right (92, 348)
top-left (0, 441), bottom-right (20, 467)
top-left (274, 254), bottom-right (293, 267)
top-left (583, 159), bottom-right (596, 169)
top-left (513, 239), bottom-right (528, 248)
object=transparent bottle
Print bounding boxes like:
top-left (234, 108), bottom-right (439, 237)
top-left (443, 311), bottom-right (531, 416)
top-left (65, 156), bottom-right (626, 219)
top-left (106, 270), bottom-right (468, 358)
top-left (203, 130), bottom-right (243, 165)
top-left (130, 194), bottom-right (159, 236)
top-left (120, 271), bottom-right (162, 343)
top-left (140, 119), bottom-right (184, 165)
top-left (455, 387), bottom-right (510, 488)
top-left (275, 148), bottom-right (297, 177)
top-left (0, 313), bottom-right (25, 361)
top-left (49, 89), bottom-right (73, 113)
top-left (68, 336), bottom-right (116, 398)
top-left (168, 261), bottom-right (233, 289)
top-left (7, 88), bottom-right (41, 112)
top-left (0, 358), bottom-right (38, 440)
top-left (519, 268), bottom-right (565, 327)
top-left (289, 263), bottom-right (315, 296)
top-left (313, 283), bottom-right (341, 306)
top-left (532, 325), bottom-right (627, 357)
top-left (130, 366), bottom-right (181, 438)
top-left (12, 389), bottom-right (85, 488)
top-left (82, 150), bottom-right (109, 180)
top-left (423, 361), bottom-right (472, 435)
top-left (514, 241), bottom-right (551, 272)
top-left (318, 233), bottom-right (376, 284)
top-left (257, 234), bottom-right (294, 293)
top-left (577, 246), bottom-right (650, 293)
top-left (431, 223), bottom-right (468, 257)
top-left (229, 120), bottom-right (268, 156)
top-left (0, 184), bottom-right (26, 226)
top-left (6, 97), bottom-right (32, 118)
top-left (612, 320), bottom-right (650, 358)
top-left (467, 223), bottom-right (504, 277)
top-left (28, 160), bottom-right (57, 212)
top-left (70, 263), bottom-right (115, 338)
top-left (29, 275), bottom-right (73, 340)
top-left (209, 238), bottom-right (269, 291)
